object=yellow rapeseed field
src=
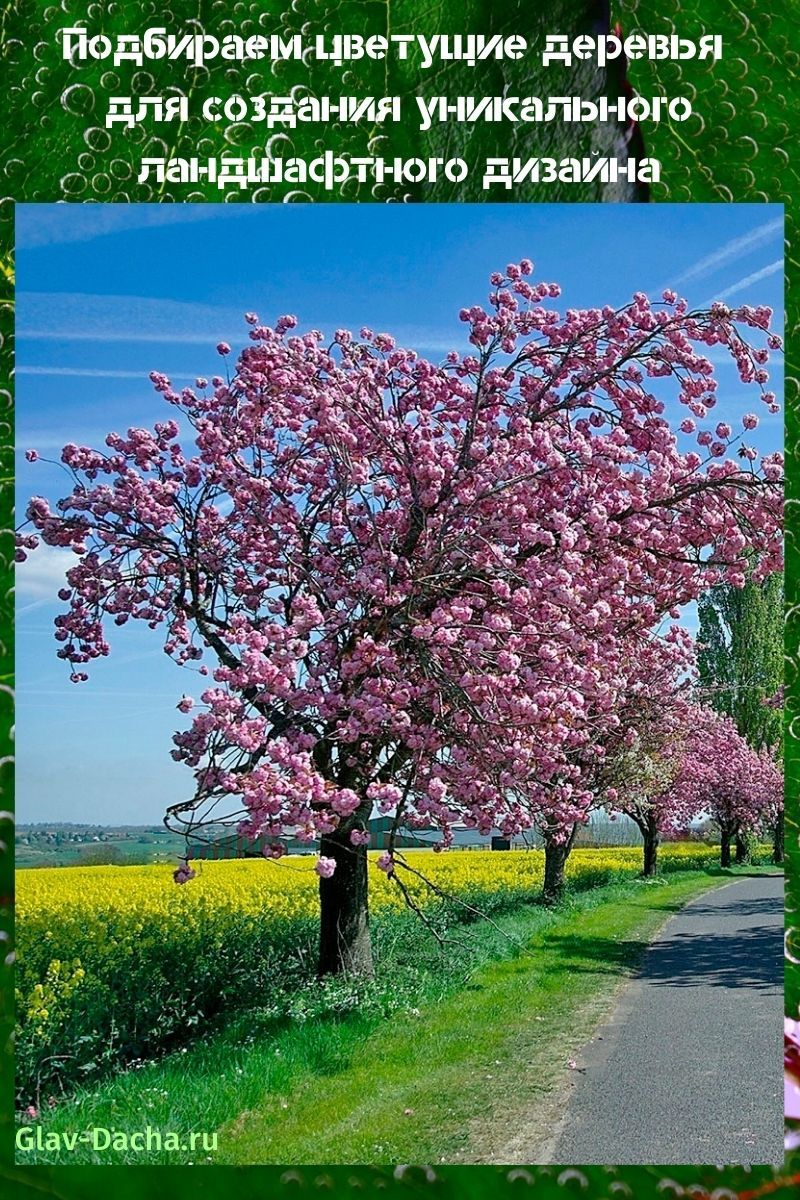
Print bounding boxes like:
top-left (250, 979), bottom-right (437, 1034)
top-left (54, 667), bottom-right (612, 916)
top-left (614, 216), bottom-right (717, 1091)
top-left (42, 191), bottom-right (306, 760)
top-left (15, 843), bottom-right (729, 1102)
top-left (17, 842), bottom-right (723, 940)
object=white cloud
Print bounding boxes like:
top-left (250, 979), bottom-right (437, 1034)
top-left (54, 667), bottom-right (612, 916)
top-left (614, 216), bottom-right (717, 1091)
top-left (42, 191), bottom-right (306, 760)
top-left (16, 291), bottom-right (468, 354)
top-left (17, 292), bottom-right (243, 344)
top-left (15, 204), bottom-right (258, 250)
top-left (16, 544), bottom-right (72, 602)
top-left (667, 216), bottom-right (783, 288)
top-left (709, 259), bottom-right (783, 303)
top-left (18, 366), bottom-right (156, 379)
top-left (16, 432), bottom-right (109, 452)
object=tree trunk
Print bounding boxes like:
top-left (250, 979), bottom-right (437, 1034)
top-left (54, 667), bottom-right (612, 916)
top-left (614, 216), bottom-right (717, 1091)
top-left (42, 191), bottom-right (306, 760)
top-left (735, 832), bottom-right (747, 864)
top-left (720, 828), bottom-right (732, 869)
top-left (542, 824), bottom-right (578, 904)
top-left (317, 831), bottom-right (373, 978)
top-left (642, 824), bottom-right (660, 877)
top-left (773, 811), bottom-right (785, 865)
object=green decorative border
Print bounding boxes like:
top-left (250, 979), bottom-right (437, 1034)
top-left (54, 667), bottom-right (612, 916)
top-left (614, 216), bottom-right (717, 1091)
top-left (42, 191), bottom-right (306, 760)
top-left (0, 0), bottom-right (797, 1194)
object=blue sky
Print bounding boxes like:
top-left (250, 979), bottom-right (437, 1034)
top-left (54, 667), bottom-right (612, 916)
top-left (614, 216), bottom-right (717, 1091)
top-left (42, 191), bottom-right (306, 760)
top-left (15, 203), bottom-right (784, 824)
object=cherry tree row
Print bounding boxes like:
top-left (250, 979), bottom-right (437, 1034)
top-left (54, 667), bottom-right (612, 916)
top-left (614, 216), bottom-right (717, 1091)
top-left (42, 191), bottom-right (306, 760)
top-left (18, 261), bottom-right (783, 975)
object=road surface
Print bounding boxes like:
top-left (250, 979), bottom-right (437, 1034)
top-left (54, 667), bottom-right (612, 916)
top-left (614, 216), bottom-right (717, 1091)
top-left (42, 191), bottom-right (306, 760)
top-left (543, 874), bottom-right (784, 1165)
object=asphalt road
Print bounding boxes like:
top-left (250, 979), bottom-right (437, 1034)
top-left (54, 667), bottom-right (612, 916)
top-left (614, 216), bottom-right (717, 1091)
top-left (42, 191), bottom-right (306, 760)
top-left (545, 874), bottom-right (784, 1166)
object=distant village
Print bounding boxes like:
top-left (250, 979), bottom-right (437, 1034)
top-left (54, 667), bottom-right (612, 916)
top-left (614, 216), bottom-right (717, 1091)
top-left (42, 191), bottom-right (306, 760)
top-left (15, 824), bottom-right (190, 868)
top-left (16, 813), bottom-right (718, 868)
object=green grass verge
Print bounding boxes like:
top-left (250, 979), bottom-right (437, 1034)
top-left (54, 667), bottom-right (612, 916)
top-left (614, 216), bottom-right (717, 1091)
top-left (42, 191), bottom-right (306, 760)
top-left (14, 868), bottom-right (762, 1166)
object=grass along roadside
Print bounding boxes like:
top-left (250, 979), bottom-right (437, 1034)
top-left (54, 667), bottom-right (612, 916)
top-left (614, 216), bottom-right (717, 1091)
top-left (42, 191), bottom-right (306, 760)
top-left (17, 842), bottom-right (753, 1103)
top-left (16, 867), bottom-right (764, 1165)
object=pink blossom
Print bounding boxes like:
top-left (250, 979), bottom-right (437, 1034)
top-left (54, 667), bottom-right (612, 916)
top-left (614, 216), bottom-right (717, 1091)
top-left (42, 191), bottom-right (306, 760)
top-left (315, 856), bottom-right (336, 879)
top-left (18, 262), bottom-right (783, 905)
top-left (262, 842), bottom-right (286, 859)
top-left (666, 707), bottom-right (783, 849)
top-left (786, 1018), bottom-right (800, 1122)
top-left (376, 852), bottom-right (394, 875)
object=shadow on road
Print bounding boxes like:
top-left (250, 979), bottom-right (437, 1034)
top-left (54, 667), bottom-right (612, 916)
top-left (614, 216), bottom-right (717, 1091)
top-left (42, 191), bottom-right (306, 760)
top-left (678, 894), bottom-right (780, 918)
top-left (640, 923), bottom-right (782, 990)
top-left (545, 921), bottom-right (782, 992)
